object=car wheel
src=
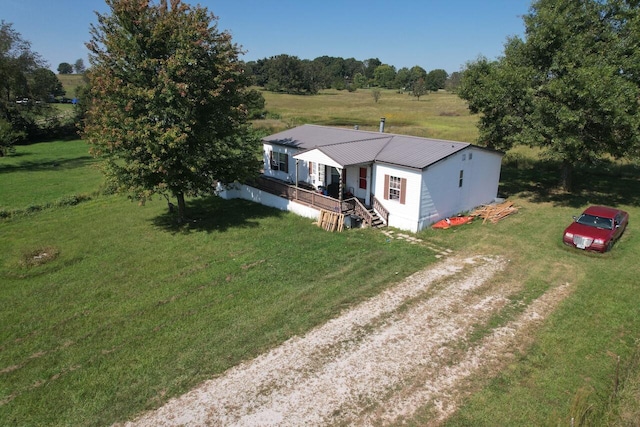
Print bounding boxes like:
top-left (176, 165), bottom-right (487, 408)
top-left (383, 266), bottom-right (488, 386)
top-left (606, 241), bottom-right (614, 252)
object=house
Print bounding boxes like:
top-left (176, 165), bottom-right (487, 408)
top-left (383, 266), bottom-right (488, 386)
top-left (220, 121), bottom-right (503, 232)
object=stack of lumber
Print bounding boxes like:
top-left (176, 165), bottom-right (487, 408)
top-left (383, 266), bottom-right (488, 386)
top-left (317, 209), bottom-right (345, 232)
top-left (470, 200), bottom-right (518, 224)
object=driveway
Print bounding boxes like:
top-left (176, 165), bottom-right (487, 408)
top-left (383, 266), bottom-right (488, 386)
top-left (121, 254), bottom-right (571, 426)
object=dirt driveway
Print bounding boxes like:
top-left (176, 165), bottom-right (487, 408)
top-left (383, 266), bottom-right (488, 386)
top-left (121, 254), bottom-right (571, 426)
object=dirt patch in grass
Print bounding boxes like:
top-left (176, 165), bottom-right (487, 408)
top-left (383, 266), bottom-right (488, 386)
top-left (120, 254), bottom-right (572, 426)
top-left (20, 246), bottom-right (60, 268)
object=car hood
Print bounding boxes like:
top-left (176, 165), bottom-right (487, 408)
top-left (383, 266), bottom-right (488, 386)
top-left (565, 222), bottom-right (613, 239)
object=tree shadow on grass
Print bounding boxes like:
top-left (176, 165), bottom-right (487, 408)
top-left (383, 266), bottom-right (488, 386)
top-left (499, 158), bottom-right (640, 209)
top-left (0, 156), bottom-right (97, 174)
top-left (152, 196), bottom-right (285, 234)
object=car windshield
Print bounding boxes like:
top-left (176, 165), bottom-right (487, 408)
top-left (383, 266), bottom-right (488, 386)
top-left (576, 213), bottom-right (613, 230)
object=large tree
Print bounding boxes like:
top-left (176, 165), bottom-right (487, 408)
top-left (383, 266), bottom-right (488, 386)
top-left (84, 0), bottom-right (262, 221)
top-left (57, 62), bottom-right (73, 74)
top-left (0, 21), bottom-right (47, 154)
top-left (31, 68), bottom-right (65, 100)
top-left (74, 58), bottom-right (86, 74)
top-left (458, 0), bottom-right (640, 190)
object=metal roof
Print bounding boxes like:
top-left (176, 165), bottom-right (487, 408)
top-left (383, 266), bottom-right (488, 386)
top-left (264, 124), bottom-right (475, 170)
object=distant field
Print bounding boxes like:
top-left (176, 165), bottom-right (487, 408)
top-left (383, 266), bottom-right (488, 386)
top-left (255, 88), bottom-right (479, 142)
top-left (57, 73), bottom-right (85, 98)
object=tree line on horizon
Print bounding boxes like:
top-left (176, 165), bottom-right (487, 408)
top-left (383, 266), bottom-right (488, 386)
top-left (57, 58), bottom-right (86, 75)
top-left (244, 54), bottom-right (459, 95)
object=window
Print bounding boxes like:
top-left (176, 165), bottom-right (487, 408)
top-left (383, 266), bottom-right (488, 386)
top-left (459, 170), bottom-right (464, 188)
top-left (270, 151), bottom-right (288, 173)
top-left (469, 152), bottom-right (473, 160)
top-left (359, 167), bottom-right (367, 189)
top-left (389, 176), bottom-right (401, 200)
top-left (384, 174), bottom-right (406, 204)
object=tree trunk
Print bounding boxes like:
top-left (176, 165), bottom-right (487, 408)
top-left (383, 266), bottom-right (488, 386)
top-left (176, 192), bottom-right (186, 223)
top-left (561, 161), bottom-right (573, 192)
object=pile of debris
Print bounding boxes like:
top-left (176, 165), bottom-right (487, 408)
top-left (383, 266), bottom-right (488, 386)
top-left (470, 200), bottom-right (518, 224)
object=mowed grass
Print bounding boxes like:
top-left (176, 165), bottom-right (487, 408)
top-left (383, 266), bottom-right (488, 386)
top-left (0, 139), bottom-right (103, 213)
top-left (0, 143), bottom-right (437, 425)
top-left (1, 90), bottom-right (640, 425)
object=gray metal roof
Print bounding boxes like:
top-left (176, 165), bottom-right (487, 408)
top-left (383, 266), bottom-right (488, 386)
top-left (264, 124), bottom-right (475, 170)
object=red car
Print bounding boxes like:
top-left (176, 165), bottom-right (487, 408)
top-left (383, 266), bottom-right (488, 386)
top-left (563, 205), bottom-right (629, 252)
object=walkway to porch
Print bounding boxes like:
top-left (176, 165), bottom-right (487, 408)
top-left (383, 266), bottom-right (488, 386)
top-left (252, 176), bottom-right (388, 228)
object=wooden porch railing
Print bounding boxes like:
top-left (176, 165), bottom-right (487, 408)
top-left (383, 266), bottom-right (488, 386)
top-left (254, 176), bottom-right (341, 212)
top-left (371, 195), bottom-right (389, 225)
top-left (252, 177), bottom-right (389, 228)
top-left (342, 197), bottom-right (373, 228)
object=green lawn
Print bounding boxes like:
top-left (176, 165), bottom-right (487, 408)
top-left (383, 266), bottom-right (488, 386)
top-left (1, 91), bottom-right (640, 425)
top-left (0, 140), bottom-right (102, 214)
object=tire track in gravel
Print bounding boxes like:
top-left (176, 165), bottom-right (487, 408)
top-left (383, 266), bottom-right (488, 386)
top-left (120, 254), bottom-right (569, 426)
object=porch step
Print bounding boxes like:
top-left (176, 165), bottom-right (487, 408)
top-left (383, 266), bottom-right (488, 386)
top-left (342, 207), bottom-right (386, 228)
top-left (368, 209), bottom-right (386, 228)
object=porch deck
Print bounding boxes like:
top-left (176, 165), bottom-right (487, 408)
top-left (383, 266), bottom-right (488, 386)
top-left (252, 176), bottom-right (388, 228)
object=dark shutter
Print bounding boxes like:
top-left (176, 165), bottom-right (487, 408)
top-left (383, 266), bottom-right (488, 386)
top-left (283, 154), bottom-right (289, 173)
top-left (400, 178), bottom-right (407, 205)
top-left (270, 151), bottom-right (275, 170)
top-left (384, 174), bottom-right (390, 200)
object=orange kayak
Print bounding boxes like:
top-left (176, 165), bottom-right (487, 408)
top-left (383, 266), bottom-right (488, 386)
top-left (431, 216), bottom-right (473, 229)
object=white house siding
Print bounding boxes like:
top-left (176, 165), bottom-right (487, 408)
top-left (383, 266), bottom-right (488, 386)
top-left (464, 148), bottom-right (502, 208)
top-left (372, 163), bottom-right (423, 232)
top-left (344, 165), bottom-right (370, 203)
top-left (263, 143), bottom-right (297, 183)
top-left (417, 147), bottom-right (502, 230)
top-left (218, 183), bottom-right (320, 220)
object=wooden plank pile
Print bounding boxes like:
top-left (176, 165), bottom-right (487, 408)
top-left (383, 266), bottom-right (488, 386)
top-left (317, 209), bottom-right (345, 232)
top-left (470, 200), bottom-right (518, 224)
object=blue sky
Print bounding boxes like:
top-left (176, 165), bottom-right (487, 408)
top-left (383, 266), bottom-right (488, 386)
top-left (4, 0), bottom-right (532, 74)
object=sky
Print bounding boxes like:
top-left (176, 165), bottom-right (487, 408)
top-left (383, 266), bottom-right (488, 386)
top-left (3, 0), bottom-right (532, 74)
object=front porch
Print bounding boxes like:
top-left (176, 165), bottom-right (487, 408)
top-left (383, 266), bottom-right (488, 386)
top-left (252, 176), bottom-right (388, 228)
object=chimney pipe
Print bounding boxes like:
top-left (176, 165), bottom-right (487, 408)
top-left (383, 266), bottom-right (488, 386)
top-left (379, 117), bottom-right (385, 133)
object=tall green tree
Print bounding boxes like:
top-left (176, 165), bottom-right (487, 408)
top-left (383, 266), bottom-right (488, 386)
top-left (459, 0), bottom-right (640, 190)
top-left (425, 69), bottom-right (448, 91)
top-left (84, 0), bottom-right (262, 221)
top-left (74, 58), bottom-right (86, 74)
top-left (31, 68), bottom-right (65, 100)
top-left (57, 62), bottom-right (73, 74)
top-left (0, 21), bottom-right (48, 153)
top-left (373, 64), bottom-right (396, 88)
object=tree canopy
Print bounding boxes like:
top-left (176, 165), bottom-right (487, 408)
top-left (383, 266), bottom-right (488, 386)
top-left (84, 0), bottom-right (262, 221)
top-left (458, 0), bottom-right (640, 190)
top-left (245, 55), bottom-right (456, 93)
top-left (57, 62), bottom-right (73, 74)
top-left (0, 21), bottom-right (65, 154)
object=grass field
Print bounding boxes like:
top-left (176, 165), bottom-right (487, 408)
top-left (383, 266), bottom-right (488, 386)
top-left (57, 74), bottom-right (86, 99)
top-left (255, 88), bottom-right (479, 142)
top-left (1, 89), bottom-right (640, 426)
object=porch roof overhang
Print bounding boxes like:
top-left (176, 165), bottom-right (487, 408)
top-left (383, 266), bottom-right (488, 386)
top-left (293, 148), bottom-right (343, 169)
top-left (293, 137), bottom-right (391, 169)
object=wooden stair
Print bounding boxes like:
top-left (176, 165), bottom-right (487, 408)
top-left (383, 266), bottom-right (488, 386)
top-left (369, 209), bottom-right (386, 228)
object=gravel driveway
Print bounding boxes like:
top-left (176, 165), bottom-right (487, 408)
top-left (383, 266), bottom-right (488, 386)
top-left (120, 254), bottom-right (570, 426)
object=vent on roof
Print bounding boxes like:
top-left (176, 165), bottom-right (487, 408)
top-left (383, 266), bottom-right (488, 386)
top-left (379, 117), bottom-right (385, 133)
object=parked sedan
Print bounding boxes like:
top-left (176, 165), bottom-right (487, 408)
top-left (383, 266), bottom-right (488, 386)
top-left (563, 205), bottom-right (629, 252)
